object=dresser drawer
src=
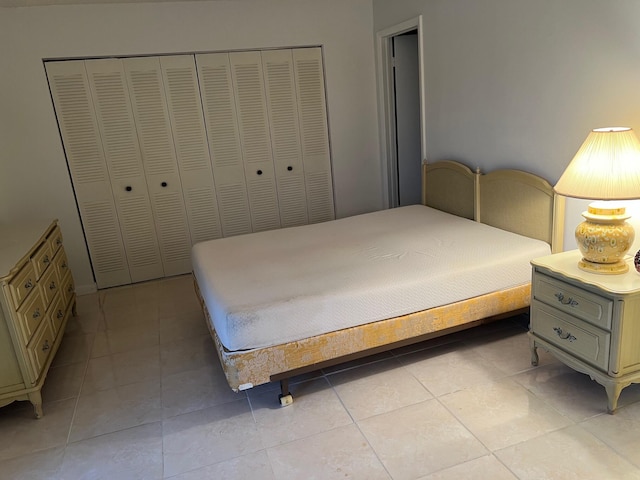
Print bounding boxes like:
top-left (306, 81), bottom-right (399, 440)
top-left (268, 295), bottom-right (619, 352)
top-left (54, 249), bottom-right (70, 281)
top-left (48, 293), bottom-right (67, 336)
top-left (533, 273), bottom-right (613, 330)
top-left (38, 264), bottom-right (59, 307)
top-left (532, 299), bottom-right (611, 371)
top-left (15, 289), bottom-right (46, 345)
top-left (30, 241), bottom-right (53, 280)
top-left (48, 226), bottom-right (63, 256)
top-left (8, 262), bottom-right (37, 308)
top-left (60, 270), bottom-right (75, 306)
top-left (27, 320), bottom-right (55, 383)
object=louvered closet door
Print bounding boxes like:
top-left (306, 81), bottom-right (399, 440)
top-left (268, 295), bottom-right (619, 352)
top-left (293, 48), bottom-right (335, 223)
top-left (229, 51), bottom-right (281, 232)
top-left (261, 49), bottom-right (309, 228)
top-left (45, 61), bottom-right (131, 288)
top-left (85, 59), bottom-right (164, 283)
top-left (123, 57), bottom-right (192, 276)
top-left (159, 55), bottom-right (222, 244)
top-left (196, 53), bottom-right (252, 237)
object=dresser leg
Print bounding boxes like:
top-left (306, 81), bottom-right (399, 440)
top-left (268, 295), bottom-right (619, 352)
top-left (28, 391), bottom-right (43, 419)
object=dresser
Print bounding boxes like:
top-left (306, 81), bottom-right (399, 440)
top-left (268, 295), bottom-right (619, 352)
top-left (0, 220), bottom-right (76, 418)
top-left (530, 250), bottom-right (640, 414)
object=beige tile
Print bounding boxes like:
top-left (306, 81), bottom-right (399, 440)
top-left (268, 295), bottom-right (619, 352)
top-left (168, 450), bottom-right (275, 480)
top-left (399, 343), bottom-right (505, 397)
top-left (61, 422), bottom-right (163, 480)
top-left (358, 399), bottom-right (488, 479)
top-left (63, 310), bottom-right (102, 336)
top-left (81, 345), bottom-right (161, 395)
top-left (250, 378), bottom-right (353, 449)
top-left (75, 292), bottom-right (101, 314)
top-left (465, 328), bottom-right (557, 376)
top-left (162, 399), bottom-right (263, 478)
top-left (41, 361), bottom-right (86, 404)
top-left (51, 331), bottom-right (94, 367)
top-left (439, 378), bottom-right (572, 451)
top-left (101, 281), bottom-right (160, 309)
top-left (328, 357), bottom-right (432, 420)
top-left (417, 454), bottom-right (517, 480)
top-left (267, 424), bottom-right (390, 479)
top-left (161, 362), bottom-right (242, 419)
top-left (91, 322), bottom-right (159, 358)
top-left (581, 400), bottom-right (640, 467)
top-left (496, 424), bottom-right (640, 479)
top-left (0, 446), bottom-right (64, 480)
top-left (159, 309), bottom-right (208, 345)
top-left (160, 334), bottom-right (218, 377)
top-left (100, 303), bottom-right (158, 331)
top-left (69, 379), bottom-right (161, 442)
top-left (0, 399), bottom-right (75, 462)
top-left (512, 363), bottom-right (636, 421)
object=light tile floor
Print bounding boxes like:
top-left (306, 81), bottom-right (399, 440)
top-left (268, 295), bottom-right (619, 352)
top-left (1, 274), bottom-right (640, 479)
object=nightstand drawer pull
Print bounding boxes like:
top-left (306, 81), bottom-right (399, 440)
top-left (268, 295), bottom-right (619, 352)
top-left (553, 327), bottom-right (576, 342)
top-left (555, 292), bottom-right (578, 307)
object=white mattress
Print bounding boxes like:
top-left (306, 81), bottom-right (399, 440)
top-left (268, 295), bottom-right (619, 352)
top-left (192, 205), bottom-right (550, 352)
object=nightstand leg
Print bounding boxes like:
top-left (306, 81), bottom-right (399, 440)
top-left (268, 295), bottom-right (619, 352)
top-left (529, 338), bottom-right (539, 366)
top-left (604, 383), bottom-right (623, 414)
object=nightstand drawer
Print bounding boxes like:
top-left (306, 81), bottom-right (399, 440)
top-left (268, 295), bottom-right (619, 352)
top-left (533, 273), bottom-right (613, 330)
top-left (532, 299), bottom-right (610, 371)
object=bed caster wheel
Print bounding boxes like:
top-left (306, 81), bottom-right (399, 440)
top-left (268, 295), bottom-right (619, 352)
top-left (279, 394), bottom-right (293, 407)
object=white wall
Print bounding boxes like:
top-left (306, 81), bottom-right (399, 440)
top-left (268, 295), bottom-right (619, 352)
top-left (373, 0), bottom-right (640, 252)
top-left (0, 0), bottom-right (381, 292)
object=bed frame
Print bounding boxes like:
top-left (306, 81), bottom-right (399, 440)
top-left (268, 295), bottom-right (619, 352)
top-left (194, 160), bottom-right (565, 405)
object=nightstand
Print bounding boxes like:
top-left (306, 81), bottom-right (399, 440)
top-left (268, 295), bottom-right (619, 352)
top-left (529, 250), bottom-right (640, 414)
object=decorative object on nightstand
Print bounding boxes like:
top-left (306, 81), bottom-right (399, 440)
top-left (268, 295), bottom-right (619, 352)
top-left (554, 127), bottom-right (640, 274)
top-left (529, 250), bottom-right (640, 414)
top-left (0, 220), bottom-right (76, 418)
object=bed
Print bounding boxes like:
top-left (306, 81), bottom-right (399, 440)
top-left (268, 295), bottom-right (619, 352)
top-left (192, 160), bottom-right (565, 404)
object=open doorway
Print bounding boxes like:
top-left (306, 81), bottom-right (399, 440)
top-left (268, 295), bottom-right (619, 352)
top-left (377, 16), bottom-right (426, 208)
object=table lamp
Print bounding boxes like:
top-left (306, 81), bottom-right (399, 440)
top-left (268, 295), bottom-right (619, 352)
top-left (554, 127), bottom-right (640, 274)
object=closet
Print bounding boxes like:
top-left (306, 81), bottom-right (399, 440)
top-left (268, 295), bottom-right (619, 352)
top-left (45, 47), bottom-right (334, 288)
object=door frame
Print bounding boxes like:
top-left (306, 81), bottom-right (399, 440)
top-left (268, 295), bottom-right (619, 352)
top-left (376, 16), bottom-right (426, 208)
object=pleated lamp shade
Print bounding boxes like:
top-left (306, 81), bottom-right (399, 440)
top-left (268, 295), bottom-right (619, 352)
top-left (555, 127), bottom-right (640, 274)
top-left (555, 127), bottom-right (640, 200)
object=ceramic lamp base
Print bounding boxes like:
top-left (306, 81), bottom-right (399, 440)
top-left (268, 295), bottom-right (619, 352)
top-left (575, 202), bottom-right (634, 275)
top-left (578, 258), bottom-right (629, 274)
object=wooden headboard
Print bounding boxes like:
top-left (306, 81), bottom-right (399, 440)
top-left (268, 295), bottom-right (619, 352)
top-left (422, 161), bottom-right (564, 253)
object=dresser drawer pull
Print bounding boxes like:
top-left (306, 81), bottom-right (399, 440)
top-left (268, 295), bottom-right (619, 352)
top-left (42, 255), bottom-right (50, 265)
top-left (555, 292), bottom-right (578, 307)
top-left (24, 279), bottom-right (33, 289)
top-left (42, 340), bottom-right (50, 352)
top-left (32, 308), bottom-right (41, 319)
top-left (56, 309), bottom-right (64, 319)
top-left (553, 327), bottom-right (577, 342)
top-left (56, 238), bottom-right (62, 246)
top-left (49, 281), bottom-right (56, 290)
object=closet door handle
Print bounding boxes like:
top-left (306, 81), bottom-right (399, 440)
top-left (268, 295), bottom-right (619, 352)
top-left (257, 170), bottom-right (263, 175)
top-left (125, 186), bottom-right (132, 192)
top-left (287, 166), bottom-right (293, 171)
top-left (161, 182), bottom-right (167, 187)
